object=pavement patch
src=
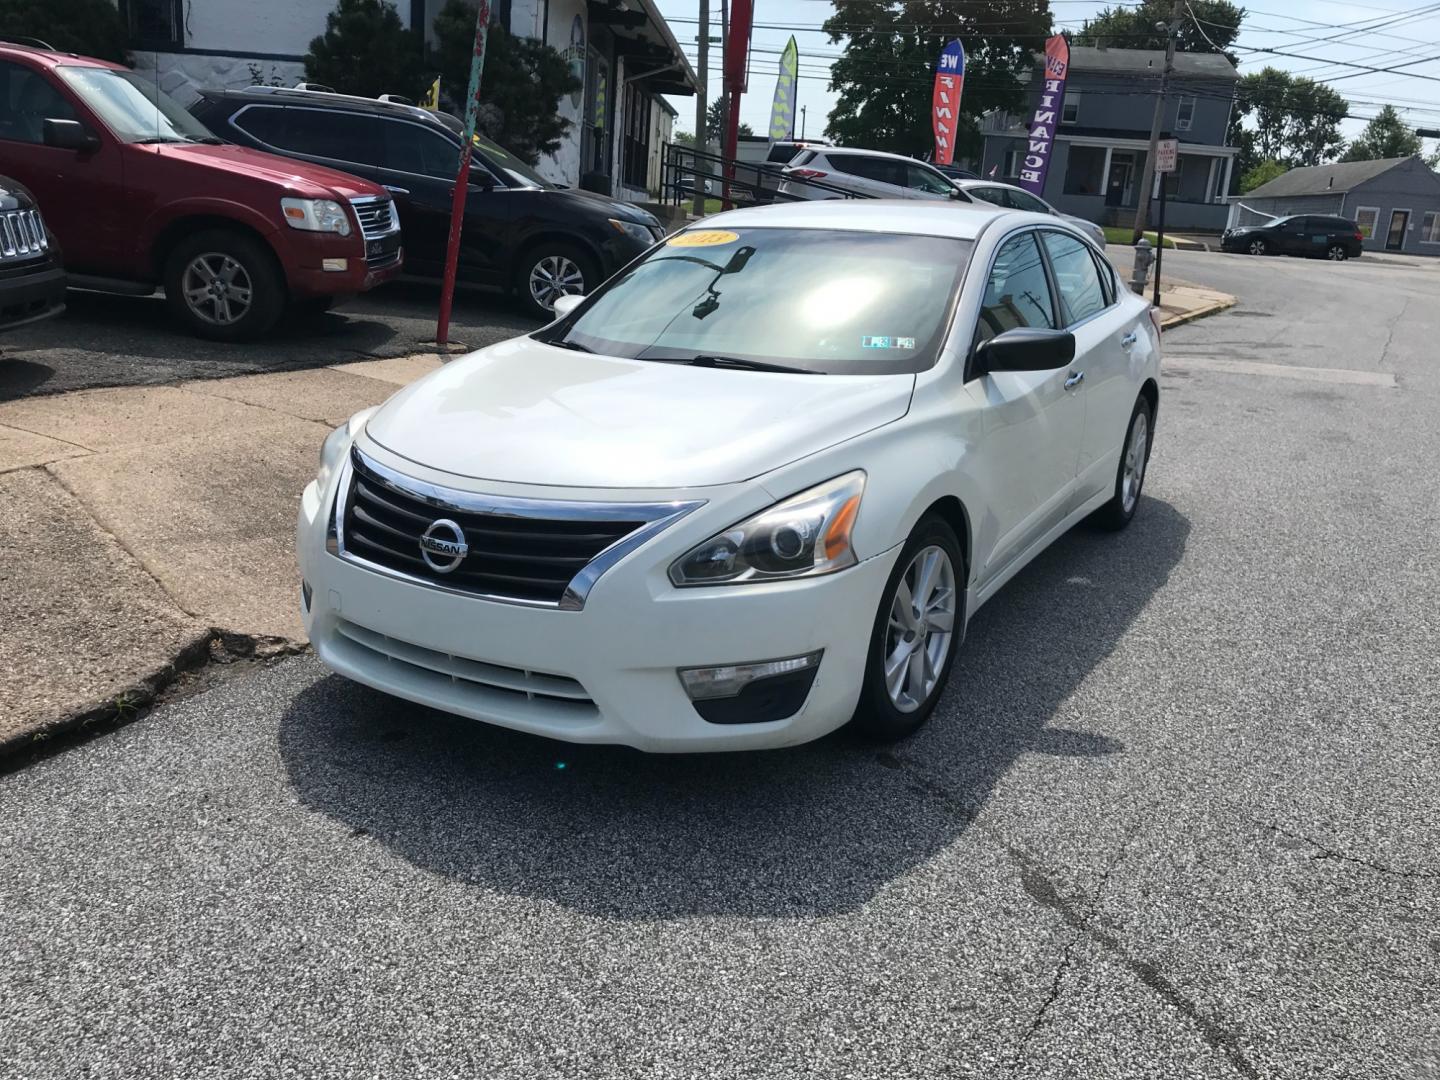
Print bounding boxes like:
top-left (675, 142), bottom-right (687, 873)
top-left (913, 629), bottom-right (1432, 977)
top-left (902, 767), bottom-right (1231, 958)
top-left (1163, 356), bottom-right (1396, 387)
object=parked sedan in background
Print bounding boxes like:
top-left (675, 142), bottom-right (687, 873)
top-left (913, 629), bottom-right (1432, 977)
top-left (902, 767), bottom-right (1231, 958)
top-left (778, 147), bottom-right (975, 202)
top-left (1221, 215), bottom-right (1363, 260)
top-left (193, 87), bottom-right (666, 316)
top-left (297, 200), bottom-right (1160, 752)
top-left (952, 179), bottom-right (1108, 249)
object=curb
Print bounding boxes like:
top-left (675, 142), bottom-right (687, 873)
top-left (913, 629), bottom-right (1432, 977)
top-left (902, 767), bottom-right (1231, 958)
top-left (1160, 295), bottom-right (1236, 330)
top-left (0, 630), bottom-right (305, 772)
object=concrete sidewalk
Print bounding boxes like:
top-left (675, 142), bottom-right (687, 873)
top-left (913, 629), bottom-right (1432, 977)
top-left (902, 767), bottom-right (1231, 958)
top-left (0, 353), bottom-right (442, 754)
top-left (0, 279), bottom-right (1234, 755)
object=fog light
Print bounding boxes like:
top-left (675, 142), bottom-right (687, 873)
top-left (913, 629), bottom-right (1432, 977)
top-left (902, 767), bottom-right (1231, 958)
top-left (679, 652), bottom-right (823, 725)
top-left (680, 652), bottom-right (822, 700)
top-left (321, 258), bottom-right (348, 272)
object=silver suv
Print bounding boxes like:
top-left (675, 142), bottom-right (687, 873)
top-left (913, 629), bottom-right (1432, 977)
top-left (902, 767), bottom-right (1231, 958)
top-left (778, 148), bottom-right (973, 203)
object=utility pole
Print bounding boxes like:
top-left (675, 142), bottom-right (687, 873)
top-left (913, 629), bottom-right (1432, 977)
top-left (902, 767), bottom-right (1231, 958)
top-left (1132, 0), bottom-right (1182, 242)
top-left (692, 0), bottom-right (709, 218)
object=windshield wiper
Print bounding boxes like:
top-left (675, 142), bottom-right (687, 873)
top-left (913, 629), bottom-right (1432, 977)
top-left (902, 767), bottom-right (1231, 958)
top-left (132, 136), bottom-right (189, 144)
top-left (544, 338), bottom-right (594, 353)
top-left (187, 136), bottom-right (225, 145)
top-left (682, 354), bottom-right (820, 374)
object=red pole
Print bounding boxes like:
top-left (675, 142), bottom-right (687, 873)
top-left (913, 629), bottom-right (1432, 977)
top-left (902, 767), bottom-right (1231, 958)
top-left (435, 0), bottom-right (491, 347)
top-left (721, 0), bottom-right (752, 209)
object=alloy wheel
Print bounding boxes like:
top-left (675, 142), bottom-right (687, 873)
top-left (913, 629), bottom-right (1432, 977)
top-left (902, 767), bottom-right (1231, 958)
top-left (1248, 240), bottom-right (1266, 256)
top-left (181, 252), bottom-right (253, 326)
top-left (528, 255), bottom-right (585, 311)
top-left (1328, 245), bottom-right (1348, 261)
top-left (1122, 411), bottom-right (1149, 514)
top-left (883, 545), bottom-right (957, 713)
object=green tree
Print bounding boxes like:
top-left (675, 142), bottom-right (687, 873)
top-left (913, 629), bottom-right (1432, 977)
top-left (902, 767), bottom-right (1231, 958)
top-left (673, 130), bottom-right (697, 147)
top-left (1233, 67), bottom-right (1347, 170)
top-left (0, 0), bottom-right (127, 63)
top-left (430, 1), bottom-right (579, 164)
top-left (304, 0), bottom-right (428, 100)
top-left (823, 0), bottom-right (1051, 160)
top-left (1076, 0), bottom-right (1244, 63)
top-left (1239, 158), bottom-right (1286, 193)
top-left (705, 99), bottom-right (753, 143)
top-left (1341, 105), bottom-right (1423, 162)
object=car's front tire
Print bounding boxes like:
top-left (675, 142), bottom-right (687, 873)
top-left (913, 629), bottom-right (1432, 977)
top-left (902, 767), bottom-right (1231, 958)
top-left (1092, 396), bottom-right (1154, 531)
top-left (163, 229), bottom-right (285, 342)
top-left (515, 241), bottom-right (598, 320)
top-left (1247, 238), bottom-right (1267, 256)
top-left (851, 514), bottom-right (965, 742)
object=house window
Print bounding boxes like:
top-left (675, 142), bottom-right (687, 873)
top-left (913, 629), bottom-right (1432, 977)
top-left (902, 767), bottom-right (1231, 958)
top-left (1354, 206), bottom-right (1380, 239)
top-left (1063, 145), bottom-right (1106, 196)
top-left (1422, 211), bottom-right (1440, 243)
top-left (121, 0), bottom-right (184, 50)
top-left (1061, 93), bottom-right (1080, 125)
top-left (1176, 96), bottom-right (1196, 132)
top-left (1002, 149), bottom-right (1022, 178)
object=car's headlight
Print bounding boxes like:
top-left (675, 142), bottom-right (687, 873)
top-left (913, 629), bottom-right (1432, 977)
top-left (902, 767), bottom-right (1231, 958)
top-left (669, 472), bottom-right (865, 586)
top-left (282, 197), bottom-right (353, 237)
top-left (609, 217), bottom-right (655, 245)
top-left (315, 408), bottom-right (376, 491)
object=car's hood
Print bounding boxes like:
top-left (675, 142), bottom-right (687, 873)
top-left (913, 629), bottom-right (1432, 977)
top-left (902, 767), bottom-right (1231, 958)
top-left (553, 187), bottom-right (661, 228)
top-left (365, 337), bottom-right (915, 489)
top-left (145, 143), bottom-right (385, 200)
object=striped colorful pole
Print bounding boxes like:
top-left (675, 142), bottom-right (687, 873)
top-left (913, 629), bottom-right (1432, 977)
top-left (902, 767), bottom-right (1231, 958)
top-left (436, 0), bottom-right (491, 346)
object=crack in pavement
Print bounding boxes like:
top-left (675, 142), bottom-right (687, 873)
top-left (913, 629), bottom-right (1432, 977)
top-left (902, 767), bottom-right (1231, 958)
top-left (1257, 819), bottom-right (1438, 882)
top-left (876, 751), bottom-right (1261, 1080)
top-left (1378, 295), bottom-right (1410, 368)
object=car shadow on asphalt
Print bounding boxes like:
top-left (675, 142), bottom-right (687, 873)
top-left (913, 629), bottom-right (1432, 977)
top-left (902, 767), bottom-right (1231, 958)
top-left (278, 498), bottom-right (1191, 919)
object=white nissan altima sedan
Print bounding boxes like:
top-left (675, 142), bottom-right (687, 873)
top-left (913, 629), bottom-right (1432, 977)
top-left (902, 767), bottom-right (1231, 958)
top-left (296, 200), bottom-right (1160, 752)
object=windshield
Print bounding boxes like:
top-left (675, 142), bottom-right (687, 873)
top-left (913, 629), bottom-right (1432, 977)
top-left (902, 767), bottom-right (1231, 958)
top-left (541, 227), bottom-right (973, 375)
top-left (432, 113), bottom-right (552, 188)
top-left (55, 66), bottom-right (215, 144)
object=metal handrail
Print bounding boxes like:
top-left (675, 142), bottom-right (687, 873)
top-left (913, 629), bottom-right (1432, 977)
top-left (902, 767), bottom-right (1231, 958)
top-left (660, 142), bottom-right (871, 212)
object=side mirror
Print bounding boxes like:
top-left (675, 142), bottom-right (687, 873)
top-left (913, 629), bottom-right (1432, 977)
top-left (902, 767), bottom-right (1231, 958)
top-left (551, 293), bottom-right (584, 319)
top-left (974, 327), bottom-right (1076, 374)
top-left (43, 118), bottom-right (100, 153)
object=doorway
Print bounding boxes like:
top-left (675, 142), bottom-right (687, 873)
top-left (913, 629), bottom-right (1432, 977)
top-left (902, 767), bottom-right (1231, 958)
top-left (1385, 209), bottom-right (1410, 251)
top-left (1105, 152), bottom-right (1134, 207)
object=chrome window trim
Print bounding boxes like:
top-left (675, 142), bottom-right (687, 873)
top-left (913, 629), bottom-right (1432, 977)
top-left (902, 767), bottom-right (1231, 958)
top-left (330, 447), bottom-right (705, 611)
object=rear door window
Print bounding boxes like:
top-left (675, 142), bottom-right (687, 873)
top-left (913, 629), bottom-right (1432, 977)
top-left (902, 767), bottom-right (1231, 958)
top-left (836, 155), bottom-right (903, 186)
top-left (977, 231), bottom-right (1055, 344)
top-left (279, 108), bottom-right (385, 168)
top-left (1040, 230), bottom-right (1108, 325)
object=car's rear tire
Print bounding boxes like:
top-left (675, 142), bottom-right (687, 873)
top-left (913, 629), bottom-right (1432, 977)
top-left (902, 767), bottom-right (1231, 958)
top-left (163, 229), bottom-right (285, 342)
top-left (1092, 396), bottom-right (1154, 532)
top-left (1327, 244), bottom-right (1349, 261)
top-left (514, 241), bottom-right (598, 320)
top-left (1247, 238), bottom-right (1267, 256)
top-left (850, 514), bottom-right (965, 742)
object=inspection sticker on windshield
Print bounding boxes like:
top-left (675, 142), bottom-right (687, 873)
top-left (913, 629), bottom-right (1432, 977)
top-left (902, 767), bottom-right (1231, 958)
top-left (668, 230), bottom-right (740, 248)
top-left (863, 336), bottom-right (916, 349)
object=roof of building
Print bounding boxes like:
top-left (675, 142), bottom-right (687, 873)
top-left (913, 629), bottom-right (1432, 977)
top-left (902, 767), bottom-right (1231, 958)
top-left (1060, 45), bottom-right (1238, 80)
top-left (705, 198), bottom-right (1014, 242)
top-left (1244, 156), bottom-right (1418, 198)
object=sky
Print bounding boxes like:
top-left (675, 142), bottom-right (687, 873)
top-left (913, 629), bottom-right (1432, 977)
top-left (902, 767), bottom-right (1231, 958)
top-left (650, 0), bottom-right (1440, 154)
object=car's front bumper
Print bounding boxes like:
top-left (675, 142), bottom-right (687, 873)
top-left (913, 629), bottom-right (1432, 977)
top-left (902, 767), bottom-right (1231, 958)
top-left (0, 261), bottom-right (65, 331)
top-left (297, 471), bottom-right (897, 752)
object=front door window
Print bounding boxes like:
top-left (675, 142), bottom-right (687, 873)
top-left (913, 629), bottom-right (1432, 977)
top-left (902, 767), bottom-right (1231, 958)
top-left (1386, 210), bottom-right (1410, 251)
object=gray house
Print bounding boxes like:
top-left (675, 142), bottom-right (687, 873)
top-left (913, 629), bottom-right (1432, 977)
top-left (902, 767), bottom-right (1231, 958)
top-left (1229, 156), bottom-right (1440, 255)
top-left (979, 46), bottom-right (1240, 231)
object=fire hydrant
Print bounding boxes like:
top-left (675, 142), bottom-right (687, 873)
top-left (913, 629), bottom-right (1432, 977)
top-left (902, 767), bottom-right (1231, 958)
top-left (1129, 238), bottom-right (1153, 295)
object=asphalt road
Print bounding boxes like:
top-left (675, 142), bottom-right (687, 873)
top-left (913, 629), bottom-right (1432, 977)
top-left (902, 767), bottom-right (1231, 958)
top-left (0, 279), bottom-right (539, 400)
top-left (3, 252), bottom-right (1438, 1079)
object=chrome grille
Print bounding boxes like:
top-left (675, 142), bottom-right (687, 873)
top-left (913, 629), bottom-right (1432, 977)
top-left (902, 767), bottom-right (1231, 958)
top-left (350, 197), bottom-right (396, 240)
top-left (0, 209), bottom-right (48, 262)
top-left (332, 618), bottom-right (599, 721)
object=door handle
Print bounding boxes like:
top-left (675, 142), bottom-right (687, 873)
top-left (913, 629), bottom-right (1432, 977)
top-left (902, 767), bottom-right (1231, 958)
top-left (383, 185), bottom-right (410, 196)
top-left (1120, 331), bottom-right (1137, 351)
top-left (1065, 370), bottom-right (1085, 389)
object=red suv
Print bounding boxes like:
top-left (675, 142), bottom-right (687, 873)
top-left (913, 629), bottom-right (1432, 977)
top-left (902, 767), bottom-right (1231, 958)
top-left (0, 44), bottom-right (402, 340)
